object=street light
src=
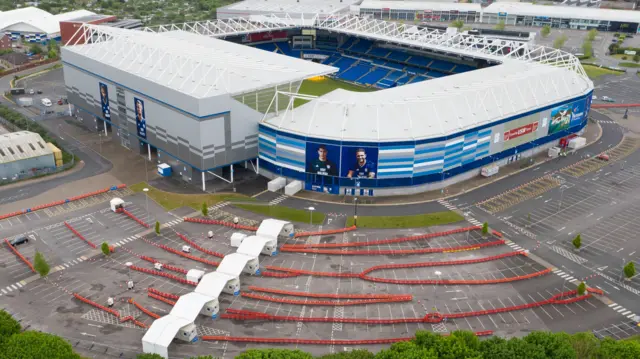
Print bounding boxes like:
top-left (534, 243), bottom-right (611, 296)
top-left (353, 198), bottom-right (358, 226)
top-left (307, 206), bottom-right (315, 226)
top-left (434, 270), bottom-right (442, 312)
top-left (143, 188), bottom-right (150, 223)
top-left (558, 188), bottom-right (565, 211)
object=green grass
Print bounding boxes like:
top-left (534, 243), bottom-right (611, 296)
top-left (294, 77), bottom-right (375, 107)
top-left (582, 64), bottom-right (623, 80)
top-left (129, 182), bottom-right (250, 211)
top-left (619, 62), bottom-right (640, 68)
top-left (345, 211), bottom-right (464, 229)
top-left (233, 203), bottom-right (325, 225)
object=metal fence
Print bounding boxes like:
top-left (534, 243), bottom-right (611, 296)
top-left (0, 161), bottom-right (75, 186)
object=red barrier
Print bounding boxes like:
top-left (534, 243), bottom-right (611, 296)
top-left (130, 265), bottom-right (197, 286)
top-left (247, 286), bottom-right (409, 300)
top-left (141, 238), bottom-right (220, 267)
top-left (280, 239), bottom-right (505, 255)
top-left (148, 292), bottom-right (177, 306)
top-left (183, 217), bottom-right (259, 231)
top-left (148, 288), bottom-right (180, 300)
top-left (129, 298), bottom-right (160, 319)
top-left (139, 256), bottom-right (188, 274)
top-left (63, 222), bottom-right (97, 249)
top-left (117, 208), bottom-right (150, 228)
top-left (73, 293), bottom-right (120, 317)
top-left (4, 239), bottom-right (35, 273)
top-left (285, 226), bottom-right (480, 249)
top-left (175, 232), bottom-right (224, 258)
top-left (360, 268), bottom-right (552, 285)
top-left (294, 226), bottom-right (358, 238)
top-left (201, 330), bottom-right (493, 345)
top-left (241, 292), bottom-right (412, 306)
top-left (592, 103), bottom-right (640, 109)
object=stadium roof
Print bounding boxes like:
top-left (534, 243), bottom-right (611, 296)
top-left (0, 7), bottom-right (95, 35)
top-left (484, 2), bottom-right (640, 23)
top-left (0, 131), bottom-right (52, 164)
top-left (62, 25), bottom-right (337, 99)
top-left (218, 0), bottom-right (357, 18)
top-left (264, 60), bottom-right (591, 142)
top-left (359, 1), bottom-right (482, 12)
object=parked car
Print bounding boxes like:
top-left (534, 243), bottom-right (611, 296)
top-left (597, 154), bottom-right (610, 161)
top-left (602, 96), bottom-right (615, 102)
top-left (41, 98), bottom-right (52, 107)
top-left (57, 98), bottom-right (63, 105)
top-left (592, 95), bottom-right (598, 100)
top-left (10, 236), bottom-right (28, 246)
top-left (36, 90), bottom-right (42, 94)
top-left (28, 89), bottom-right (34, 95)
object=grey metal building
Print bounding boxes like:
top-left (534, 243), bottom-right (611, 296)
top-left (61, 24), bottom-right (335, 189)
top-left (0, 131), bottom-right (55, 179)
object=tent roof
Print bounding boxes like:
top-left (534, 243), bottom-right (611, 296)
top-left (142, 315), bottom-right (192, 350)
top-left (237, 236), bottom-right (271, 257)
top-left (216, 253), bottom-right (254, 276)
top-left (256, 219), bottom-right (292, 239)
top-left (195, 272), bottom-right (234, 298)
top-left (169, 292), bottom-right (215, 322)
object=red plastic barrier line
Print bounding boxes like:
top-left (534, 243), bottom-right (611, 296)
top-left (241, 292), bottom-right (412, 306)
top-left (280, 239), bottom-right (505, 255)
top-left (139, 256), bottom-right (188, 274)
top-left (261, 271), bottom-right (300, 278)
top-left (63, 222), bottom-right (97, 249)
top-left (130, 265), bottom-right (197, 286)
top-left (120, 209), bottom-right (150, 228)
top-left (265, 265), bottom-right (359, 278)
top-left (360, 267), bottom-right (552, 285)
top-left (201, 330), bottom-right (492, 345)
top-left (4, 239), bottom-right (36, 273)
top-left (588, 287), bottom-right (604, 295)
top-left (73, 293), bottom-right (120, 317)
top-left (147, 288), bottom-right (180, 300)
top-left (176, 232), bottom-right (224, 258)
top-left (247, 286), bottom-right (409, 300)
top-left (148, 292), bottom-right (177, 306)
top-left (284, 226), bottom-right (481, 249)
top-left (129, 298), bottom-right (161, 319)
top-left (141, 237), bottom-right (220, 267)
top-left (294, 226), bottom-right (358, 238)
top-left (183, 217), bottom-right (259, 231)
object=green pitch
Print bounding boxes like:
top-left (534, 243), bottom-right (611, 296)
top-left (294, 77), bottom-right (375, 107)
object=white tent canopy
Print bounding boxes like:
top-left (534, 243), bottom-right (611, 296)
top-left (142, 316), bottom-right (192, 359)
top-left (256, 219), bottom-right (294, 239)
top-left (169, 292), bottom-right (216, 322)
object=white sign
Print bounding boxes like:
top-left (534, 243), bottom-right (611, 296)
top-left (624, 50), bottom-right (636, 55)
top-left (542, 117), bottom-right (548, 127)
top-left (494, 133), bottom-right (500, 143)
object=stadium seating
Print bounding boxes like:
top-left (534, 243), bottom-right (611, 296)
top-left (452, 64), bottom-right (475, 73)
top-left (349, 39), bottom-right (374, 54)
top-left (332, 57), bottom-right (358, 72)
top-left (254, 43), bottom-right (278, 52)
top-left (368, 47), bottom-right (390, 58)
top-left (340, 63), bottom-right (372, 82)
top-left (276, 42), bottom-right (301, 58)
top-left (359, 67), bottom-right (390, 85)
top-left (386, 50), bottom-right (409, 62)
top-left (407, 56), bottom-right (432, 68)
top-left (429, 59), bottom-right (455, 72)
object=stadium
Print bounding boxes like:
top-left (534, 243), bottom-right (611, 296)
top-left (61, 14), bottom-right (592, 196)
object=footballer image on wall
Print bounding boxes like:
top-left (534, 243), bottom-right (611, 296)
top-left (548, 103), bottom-right (572, 135)
top-left (99, 82), bottom-right (111, 121)
top-left (134, 97), bottom-right (147, 139)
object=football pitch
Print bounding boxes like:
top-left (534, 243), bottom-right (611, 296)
top-left (294, 77), bottom-right (375, 107)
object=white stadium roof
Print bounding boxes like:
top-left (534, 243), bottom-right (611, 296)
top-left (0, 7), bottom-right (95, 36)
top-left (218, 0), bottom-right (357, 18)
top-left (483, 2), bottom-right (640, 23)
top-left (359, 0), bottom-right (482, 12)
top-left (62, 25), bottom-right (336, 99)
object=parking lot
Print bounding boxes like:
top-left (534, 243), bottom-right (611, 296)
top-left (477, 175), bottom-right (564, 214)
top-left (15, 67), bottom-right (68, 117)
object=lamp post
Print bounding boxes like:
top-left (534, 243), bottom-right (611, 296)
top-left (143, 188), bottom-right (150, 223)
top-left (434, 270), bottom-right (442, 312)
top-left (558, 188), bottom-right (565, 211)
top-left (308, 206), bottom-right (315, 227)
top-left (353, 197), bottom-right (358, 226)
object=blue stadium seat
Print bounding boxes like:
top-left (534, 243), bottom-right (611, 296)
top-left (368, 47), bottom-right (390, 58)
top-left (386, 50), bottom-right (409, 62)
top-left (427, 71), bottom-right (446, 78)
top-left (452, 64), bottom-right (475, 73)
top-left (349, 39), bottom-right (373, 54)
top-left (332, 57), bottom-right (358, 72)
top-left (277, 42), bottom-right (301, 58)
top-left (340, 37), bottom-right (357, 50)
top-left (409, 76), bottom-right (429, 84)
top-left (359, 67), bottom-right (389, 85)
top-left (429, 59), bottom-right (454, 72)
top-left (339, 63), bottom-right (371, 82)
top-left (396, 75), bottom-right (411, 85)
top-left (371, 58), bottom-right (388, 66)
top-left (384, 71), bottom-right (403, 81)
top-left (384, 62), bottom-right (406, 70)
top-left (254, 43), bottom-right (278, 52)
top-left (377, 78), bottom-right (395, 88)
top-left (406, 56), bottom-right (432, 67)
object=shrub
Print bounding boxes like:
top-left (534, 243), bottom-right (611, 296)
top-left (33, 251), bottom-right (49, 277)
top-left (101, 242), bottom-right (110, 256)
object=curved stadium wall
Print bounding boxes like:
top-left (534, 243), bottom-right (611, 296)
top-left (258, 92), bottom-right (592, 196)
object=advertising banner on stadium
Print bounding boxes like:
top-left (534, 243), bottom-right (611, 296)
top-left (242, 31), bottom-right (287, 43)
top-left (570, 99), bottom-right (587, 126)
top-left (99, 82), bottom-right (111, 121)
top-left (548, 103), bottom-right (572, 135)
top-left (305, 142), bottom-right (340, 194)
top-left (134, 97), bottom-right (147, 139)
top-left (504, 121), bottom-right (538, 142)
top-left (341, 146), bottom-right (378, 180)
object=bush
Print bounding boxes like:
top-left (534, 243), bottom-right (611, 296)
top-left (634, 54), bottom-right (640, 63)
top-left (0, 310), bottom-right (21, 344)
top-left (451, 20), bottom-right (464, 30)
top-left (482, 222), bottom-right (489, 236)
top-left (155, 221), bottom-right (160, 234)
top-left (553, 34), bottom-right (568, 49)
top-left (541, 25), bottom-right (551, 38)
top-left (622, 56), bottom-right (628, 60)
top-left (0, 330), bottom-right (81, 359)
top-left (577, 282), bottom-right (586, 296)
top-left (572, 234), bottom-right (581, 250)
top-left (201, 202), bottom-right (208, 216)
top-left (624, 262), bottom-right (635, 279)
top-left (136, 354), bottom-right (165, 359)
top-left (494, 20), bottom-right (505, 31)
top-left (101, 242), bottom-right (110, 256)
top-left (33, 251), bottom-right (49, 277)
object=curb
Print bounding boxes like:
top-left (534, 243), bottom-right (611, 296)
top-left (290, 121), bottom-right (604, 207)
top-left (0, 161), bottom-right (85, 191)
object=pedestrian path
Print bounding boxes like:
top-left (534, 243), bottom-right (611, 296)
top-left (506, 241), bottom-right (524, 252)
top-left (608, 302), bottom-right (638, 320)
top-left (208, 201), bottom-right (230, 212)
top-left (0, 280), bottom-right (25, 296)
top-left (269, 195), bottom-right (288, 205)
top-left (164, 218), bottom-right (184, 228)
top-left (50, 255), bottom-right (90, 272)
top-left (438, 199), bottom-right (482, 227)
top-left (112, 235), bottom-right (141, 248)
top-left (551, 245), bottom-right (588, 265)
top-left (551, 268), bottom-right (579, 284)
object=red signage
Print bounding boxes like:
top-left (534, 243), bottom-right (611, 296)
top-left (504, 122), bottom-right (538, 141)
top-left (244, 31), bottom-right (288, 43)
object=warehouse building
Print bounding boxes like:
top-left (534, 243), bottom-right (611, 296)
top-left (0, 131), bottom-right (56, 179)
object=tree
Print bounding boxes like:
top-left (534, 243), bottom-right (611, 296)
top-left (47, 49), bottom-right (57, 59)
top-left (33, 251), bottom-right (49, 277)
top-left (188, 356), bottom-right (215, 359)
top-left (553, 34), bottom-right (568, 49)
top-left (451, 20), bottom-right (464, 30)
top-left (522, 331), bottom-right (575, 359)
top-left (582, 40), bottom-right (593, 58)
top-left (577, 281), bottom-right (586, 296)
top-left (494, 20), bottom-right (506, 31)
top-left (201, 202), bottom-right (208, 217)
top-left (136, 354), bottom-right (165, 359)
top-left (155, 221), bottom-right (161, 234)
top-left (0, 331), bottom-right (82, 359)
top-left (587, 29), bottom-right (598, 42)
top-left (624, 261), bottom-right (635, 280)
top-left (235, 349), bottom-right (313, 359)
top-left (569, 332), bottom-right (599, 359)
top-left (572, 234), bottom-right (581, 250)
top-left (633, 54), bottom-right (640, 63)
top-left (0, 310), bottom-right (21, 344)
top-left (482, 222), bottom-right (489, 236)
top-left (541, 25), bottom-right (551, 38)
top-left (101, 242), bottom-right (111, 256)
top-left (318, 350), bottom-right (374, 359)
top-left (28, 43), bottom-right (42, 55)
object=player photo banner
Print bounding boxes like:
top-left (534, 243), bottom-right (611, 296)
top-left (548, 103), bottom-right (572, 135)
top-left (504, 121), bottom-right (538, 142)
top-left (305, 142), bottom-right (341, 194)
top-left (99, 82), bottom-right (111, 121)
top-left (134, 97), bottom-right (147, 139)
top-left (340, 146), bottom-right (378, 180)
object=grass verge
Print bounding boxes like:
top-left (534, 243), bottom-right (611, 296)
top-left (233, 203), bottom-right (325, 225)
top-left (619, 62), bottom-right (640, 68)
top-left (294, 77), bottom-right (375, 107)
top-left (129, 182), bottom-right (250, 211)
top-left (345, 211), bottom-right (464, 229)
top-left (582, 64), bottom-right (623, 80)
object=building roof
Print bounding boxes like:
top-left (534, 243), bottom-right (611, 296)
top-left (0, 131), bottom-right (52, 164)
top-left (484, 2), bottom-right (640, 23)
top-left (359, 0), bottom-right (482, 12)
top-left (0, 7), bottom-right (95, 35)
top-left (219, 0), bottom-right (356, 16)
top-left (169, 292), bottom-right (214, 322)
top-left (194, 272), bottom-right (233, 298)
top-left (0, 52), bottom-right (30, 66)
top-left (62, 25), bottom-right (337, 99)
top-left (237, 236), bottom-right (271, 257)
top-left (264, 60), bottom-right (591, 142)
top-left (216, 253), bottom-right (255, 276)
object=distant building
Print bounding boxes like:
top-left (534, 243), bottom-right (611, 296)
top-left (0, 7), bottom-right (97, 43)
top-left (0, 35), bottom-right (11, 50)
top-left (0, 52), bottom-right (30, 66)
top-left (0, 131), bottom-right (56, 180)
top-left (60, 16), bottom-right (143, 46)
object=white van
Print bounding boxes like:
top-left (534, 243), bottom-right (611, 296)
top-left (41, 98), bottom-right (52, 107)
